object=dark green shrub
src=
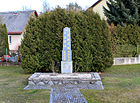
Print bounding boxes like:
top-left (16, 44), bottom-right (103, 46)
top-left (0, 24), bottom-right (9, 57)
top-left (20, 8), bottom-right (113, 73)
top-left (111, 24), bottom-right (140, 57)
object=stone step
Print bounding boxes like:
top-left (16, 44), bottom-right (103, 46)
top-left (28, 73), bottom-right (101, 86)
top-left (25, 72), bottom-right (104, 90)
top-left (29, 72), bottom-right (101, 80)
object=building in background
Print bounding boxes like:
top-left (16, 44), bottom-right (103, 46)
top-left (0, 10), bottom-right (38, 51)
top-left (88, 0), bottom-right (109, 20)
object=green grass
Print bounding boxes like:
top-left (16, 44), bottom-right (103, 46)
top-left (1, 65), bottom-right (140, 103)
top-left (0, 66), bottom-right (50, 103)
top-left (81, 64), bottom-right (140, 103)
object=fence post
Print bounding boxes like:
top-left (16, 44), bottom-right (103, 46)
top-left (137, 45), bottom-right (139, 53)
top-left (6, 48), bottom-right (8, 65)
top-left (113, 59), bottom-right (115, 65)
top-left (138, 55), bottom-right (140, 63)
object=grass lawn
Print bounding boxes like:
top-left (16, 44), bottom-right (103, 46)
top-left (82, 64), bottom-right (140, 103)
top-left (0, 66), bottom-right (50, 103)
top-left (1, 65), bottom-right (140, 103)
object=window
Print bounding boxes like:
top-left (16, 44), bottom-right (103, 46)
top-left (9, 35), bottom-right (11, 44)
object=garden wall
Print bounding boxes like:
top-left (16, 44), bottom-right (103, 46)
top-left (113, 55), bottom-right (140, 65)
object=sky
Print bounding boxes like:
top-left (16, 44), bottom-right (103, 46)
top-left (0, 0), bottom-right (96, 13)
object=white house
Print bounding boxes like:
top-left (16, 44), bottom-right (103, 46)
top-left (0, 10), bottom-right (38, 51)
top-left (88, 0), bottom-right (109, 20)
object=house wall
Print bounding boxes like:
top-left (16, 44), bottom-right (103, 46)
top-left (8, 33), bottom-right (23, 51)
top-left (92, 0), bottom-right (109, 20)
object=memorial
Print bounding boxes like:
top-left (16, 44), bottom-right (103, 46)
top-left (61, 27), bottom-right (73, 73)
top-left (24, 27), bottom-right (104, 102)
top-left (25, 27), bottom-right (104, 89)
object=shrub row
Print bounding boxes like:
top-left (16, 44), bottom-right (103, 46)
top-left (110, 24), bottom-right (140, 57)
top-left (20, 8), bottom-right (113, 73)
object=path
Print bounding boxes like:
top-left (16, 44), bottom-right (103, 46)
top-left (50, 87), bottom-right (88, 103)
top-left (49, 82), bottom-right (103, 103)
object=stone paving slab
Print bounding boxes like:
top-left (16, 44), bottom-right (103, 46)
top-left (50, 88), bottom-right (88, 103)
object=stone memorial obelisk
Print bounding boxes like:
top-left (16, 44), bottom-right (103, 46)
top-left (61, 27), bottom-right (73, 73)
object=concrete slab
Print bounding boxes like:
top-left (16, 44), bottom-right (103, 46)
top-left (25, 72), bottom-right (103, 89)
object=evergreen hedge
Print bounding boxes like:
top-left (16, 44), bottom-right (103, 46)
top-left (110, 24), bottom-right (140, 57)
top-left (20, 8), bottom-right (113, 73)
top-left (0, 24), bottom-right (9, 57)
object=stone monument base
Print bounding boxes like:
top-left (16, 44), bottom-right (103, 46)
top-left (24, 72), bottom-right (104, 90)
top-left (61, 61), bottom-right (73, 73)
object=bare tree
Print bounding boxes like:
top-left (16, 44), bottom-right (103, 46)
top-left (22, 5), bottom-right (32, 11)
top-left (66, 3), bottom-right (82, 11)
top-left (42, 0), bottom-right (50, 12)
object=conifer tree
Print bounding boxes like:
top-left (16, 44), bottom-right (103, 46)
top-left (104, 0), bottom-right (140, 25)
top-left (20, 17), bottom-right (42, 73)
top-left (0, 24), bottom-right (9, 56)
top-left (20, 8), bottom-right (113, 73)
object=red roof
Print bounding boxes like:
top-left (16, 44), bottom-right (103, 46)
top-left (8, 31), bottom-right (24, 35)
top-left (34, 10), bottom-right (38, 17)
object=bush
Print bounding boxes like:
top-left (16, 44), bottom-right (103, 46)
top-left (0, 24), bottom-right (9, 57)
top-left (20, 8), bottom-right (113, 73)
top-left (110, 24), bottom-right (140, 57)
top-left (114, 44), bottom-right (138, 57)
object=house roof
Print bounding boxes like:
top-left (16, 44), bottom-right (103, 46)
top-left (0, 10), bottom-right (38, 34)
top-left (88, 0), bottom-right (102, 9)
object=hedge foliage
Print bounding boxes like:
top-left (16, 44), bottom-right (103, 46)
top-left (110, 24), bottom-right (140, 57)
top-left (20, 8), bottom-right (113, 73)
top-left (0, 24), bottom-right (9, 56)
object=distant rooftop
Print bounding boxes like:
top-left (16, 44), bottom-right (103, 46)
top-left (88, 0), bottom-right (102, 9)
top-left (0, 10), bottom-right (38, 34)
